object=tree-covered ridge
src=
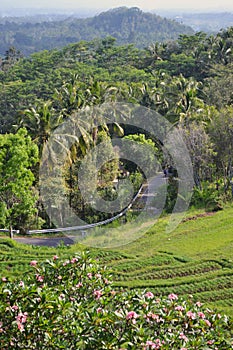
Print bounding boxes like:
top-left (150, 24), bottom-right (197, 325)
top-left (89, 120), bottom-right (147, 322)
top-left (0, 25), bottom-right (233, 233)
top-left (0, 28), bottom-right (232, 133)
top-left (0, 7), bottom-right (194, 56)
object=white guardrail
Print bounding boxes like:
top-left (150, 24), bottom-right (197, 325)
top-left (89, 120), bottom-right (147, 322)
top-left (0, 185), bottom-right (144, 235)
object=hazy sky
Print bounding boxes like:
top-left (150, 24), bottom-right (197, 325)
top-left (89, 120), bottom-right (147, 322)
top-left (1, 0), bottom-right (233, 11)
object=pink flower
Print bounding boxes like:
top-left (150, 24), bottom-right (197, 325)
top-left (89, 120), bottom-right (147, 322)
top-left (11, 305), bottom-right (19, 311)
top-left (57, 275), bottom-right (62, 280)
top-left (19, 281), bottom-right (24, 287)
top-left (145, 312), bottom-right (160, 323)
top-left (145, 291), bottom-right (154, 299)
top-left (145, 340), bottom-right (157, 349)
top-left (186, 311), bottom-right (196, 319)
top-left (104, 278), bottom-right (109, 284)
top-left (97, 307), bottom-right (102, 313)
top-left (1, 277), bottom-right (7, 282)
top-left (93, 289), bottom-right (102, 299)
top-left (181, 348), bottom-right (187, 350)
top-left (30, 260), bottom-right (37, 266)
top-left (196, 301), bottom-right (202, 307)
top-left (63, 260), bottom-right (70, 266)
top-left (36, 275), bottom-right (44, 282)
top-left (179, 333), bottom-right (188, 342)
top-left (87, 273), bottom-right (92, 279)
top-left (205, 319), bottom-right (211, 327)
top-left (126, 311), bottom-right (139, 323)
top-left (168, 293), bottom-right (178, 300)
top-left (95, 273), bottom-right (101, 279)
top-left (17, 322), bottom-right (25, 332)
top-left (145, 339), bottom-right (162, 349)
top-left (16, 312), bottom-right (28, 332)
top-left (175, 305), bottom-right (185, 311)
top-left (71, 257), bottom-right (78, 264)
top-left (207, 340), bottom-right (214, 345)
top-left (16, 312), bottom-right (28, 324)
top-left (146, 340), bottom-right (155, 346)
top-left (76, 282), bottom-right (83, 288)
top-left (198, 311), bottom-right (205, 319)
top-left (53, 255), bottom-right (59, 260)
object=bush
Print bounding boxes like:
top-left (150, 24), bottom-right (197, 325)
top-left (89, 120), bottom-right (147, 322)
top-left (191, 182), bottom-right (223, 211)
top-left (0, 253), bottom-right (232, 349)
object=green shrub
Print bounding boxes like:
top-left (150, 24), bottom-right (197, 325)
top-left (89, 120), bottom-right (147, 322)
top-left (191, 182), bottom-right (223, 211)
top-left (0, 253), bottom-right (232, 349)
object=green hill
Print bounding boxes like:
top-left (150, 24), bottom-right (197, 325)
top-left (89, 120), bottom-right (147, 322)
top-left (0, 7), bottom-right (194, 55)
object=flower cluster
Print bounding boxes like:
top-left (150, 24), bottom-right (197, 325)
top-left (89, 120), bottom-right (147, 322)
top-left (0, 253), bottom-right (232, 349)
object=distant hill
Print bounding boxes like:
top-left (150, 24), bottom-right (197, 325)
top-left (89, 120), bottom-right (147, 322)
top-left (0, 7), bottom-right (194, 56)
top-left (179, 12), bottom-right (233, 32)
top-left (159, 11), bottom-right (233, 33)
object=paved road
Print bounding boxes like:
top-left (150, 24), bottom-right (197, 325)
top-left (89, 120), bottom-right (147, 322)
top-left (135, 173), bottom-right (166, 211)
top-left (14, 236), bottom-right (75, 247)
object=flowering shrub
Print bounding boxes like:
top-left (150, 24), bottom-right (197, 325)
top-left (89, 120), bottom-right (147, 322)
top-left (0, 253), bottom-right (232, 349)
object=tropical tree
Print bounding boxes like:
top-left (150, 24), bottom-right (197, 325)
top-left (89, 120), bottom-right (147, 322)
top-left (0, 46), bottom-right (23, 72)
top-left (53, 75), bottom-right (85, 118)
top-left (18, 100), bottom-right (64, 156)
top-left (0, 128), bottom-right (39, 237)
top-left (210, 106), bottom-right (233, 186)
top-left (166, 75), bottom-right (205, 124)
top-left (178, 121), bottom-right (215, 187)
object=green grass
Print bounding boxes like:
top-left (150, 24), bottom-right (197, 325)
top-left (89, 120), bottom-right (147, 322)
top-left (0, 206), bottom-right (233, 317)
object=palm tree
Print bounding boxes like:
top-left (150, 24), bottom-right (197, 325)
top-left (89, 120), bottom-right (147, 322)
top-left (18, 100), bottom-right (63, 155)
top-left (167, 75), bottom-right (204, 125)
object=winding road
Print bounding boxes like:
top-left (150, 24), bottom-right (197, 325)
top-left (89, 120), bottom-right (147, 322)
top-left (11, 173), bottom-right (166, 247)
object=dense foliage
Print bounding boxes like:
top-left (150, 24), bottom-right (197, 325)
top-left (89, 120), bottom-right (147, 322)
top-left (0, 253), bottom-right (232, 349)
top-left (0, 129), bottom-right (39, 236)
top-left (0, 13), bottom-right (233, 233)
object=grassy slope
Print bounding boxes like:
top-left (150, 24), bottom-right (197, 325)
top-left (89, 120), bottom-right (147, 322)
top-left (107, 207), bottom-right (233, 316)
top-left (0, 206), bottom-right (233, 316)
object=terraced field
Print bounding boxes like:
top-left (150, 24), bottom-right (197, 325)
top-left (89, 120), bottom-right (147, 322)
top-left (96, 207), bottom-right (233, 317)
top-left (0, 206), bottom-right (233, 317)
top-left (108, 254), bottom-right (233, 316)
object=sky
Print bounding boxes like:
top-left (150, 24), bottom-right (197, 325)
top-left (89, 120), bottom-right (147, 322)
top-left (1, 0), bottom-right (233, 12)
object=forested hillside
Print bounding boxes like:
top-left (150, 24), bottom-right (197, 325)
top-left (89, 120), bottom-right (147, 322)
top-left (0, 7), bottom-right (194, 55)
top-left (0, 25), bottom-right (233, 234)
